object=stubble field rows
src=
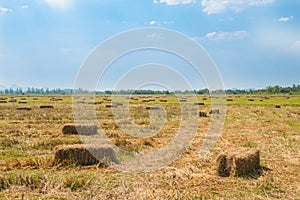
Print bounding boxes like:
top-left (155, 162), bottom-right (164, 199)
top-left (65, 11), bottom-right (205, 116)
top-left (0, 94), bottom-right (299, 199)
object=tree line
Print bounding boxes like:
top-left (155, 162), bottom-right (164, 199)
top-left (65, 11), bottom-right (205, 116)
top-left (0, 85), bottom-right (300, 95)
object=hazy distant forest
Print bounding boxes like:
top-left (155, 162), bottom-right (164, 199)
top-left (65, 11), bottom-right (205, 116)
top-left (0, 84), bottom-right (300, 95)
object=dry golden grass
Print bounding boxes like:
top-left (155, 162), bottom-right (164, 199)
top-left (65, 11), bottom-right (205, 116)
top-left (0, 94), bottom-right (299, 199)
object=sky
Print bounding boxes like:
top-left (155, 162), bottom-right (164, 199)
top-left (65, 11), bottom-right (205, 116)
top-left (0, 0), bottom-right (300, 90)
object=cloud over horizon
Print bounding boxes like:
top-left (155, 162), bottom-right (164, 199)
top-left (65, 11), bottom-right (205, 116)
top-left (201, 0), bottom-right (274, 14)
top-left (206, 30), bottom-right (251, 40)
top-left (154, 0), bottom-right (195, 5)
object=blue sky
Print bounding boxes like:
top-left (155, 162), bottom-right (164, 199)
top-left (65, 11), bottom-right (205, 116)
top-left (0, 0), bottom-right (300, 90)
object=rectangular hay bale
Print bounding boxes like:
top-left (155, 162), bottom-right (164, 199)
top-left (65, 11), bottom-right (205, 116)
top-left (62, 123), bottom-right (98, 135)
top-left (199, 111), bottom-right (207, 117)
top-left (40, 105), bottom-right (54, 109)
top-left (217, 148), bottom-right (260, 177)
top-left (17, 107), bottom-right (32, 111)
top-left (53, 144), bottom-right (118, 166)
top-left (146, 106), bottom-right (160, 110)
top-left (194, 102), bottom-right (205, 106)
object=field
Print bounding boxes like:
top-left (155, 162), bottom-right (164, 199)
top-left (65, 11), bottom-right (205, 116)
top-left (0, 94), bottom-right (299, 199)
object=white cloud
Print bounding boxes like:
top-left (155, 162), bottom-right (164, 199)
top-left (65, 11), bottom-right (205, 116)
top-left (21, 5), bottom-right (29, 9)
top-left (146, 20), bottom-right (174, 26)
top-left (278, 16), bottom-right (293, 22)
top-left (0, 7), bottom-right (12, 15)
top-left (43, 0), bottom-right (72, 9)
top-left (206, 32), bottom-right (217, 38)
top-left (150, 20), bottom-right (156, 25)
top-left (155, 0), bottom-right (195, 5)
top-left (206, 30), bottom-right (250, 40)
top-left (201, 0), bottom-right (273, 14)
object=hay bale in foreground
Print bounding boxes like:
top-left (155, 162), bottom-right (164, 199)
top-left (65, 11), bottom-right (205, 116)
top-left (53, 144), bottom-right (118, 166)
top-left (217, 148), bottom-right (260, 177)
top-left (62, 123), bottom-right (98, 135)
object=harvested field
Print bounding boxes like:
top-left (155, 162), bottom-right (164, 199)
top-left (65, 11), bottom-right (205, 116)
top-left (0, 94), bottom-right (299, 199)
top-left (112, 103), bottom-right (123, 107)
